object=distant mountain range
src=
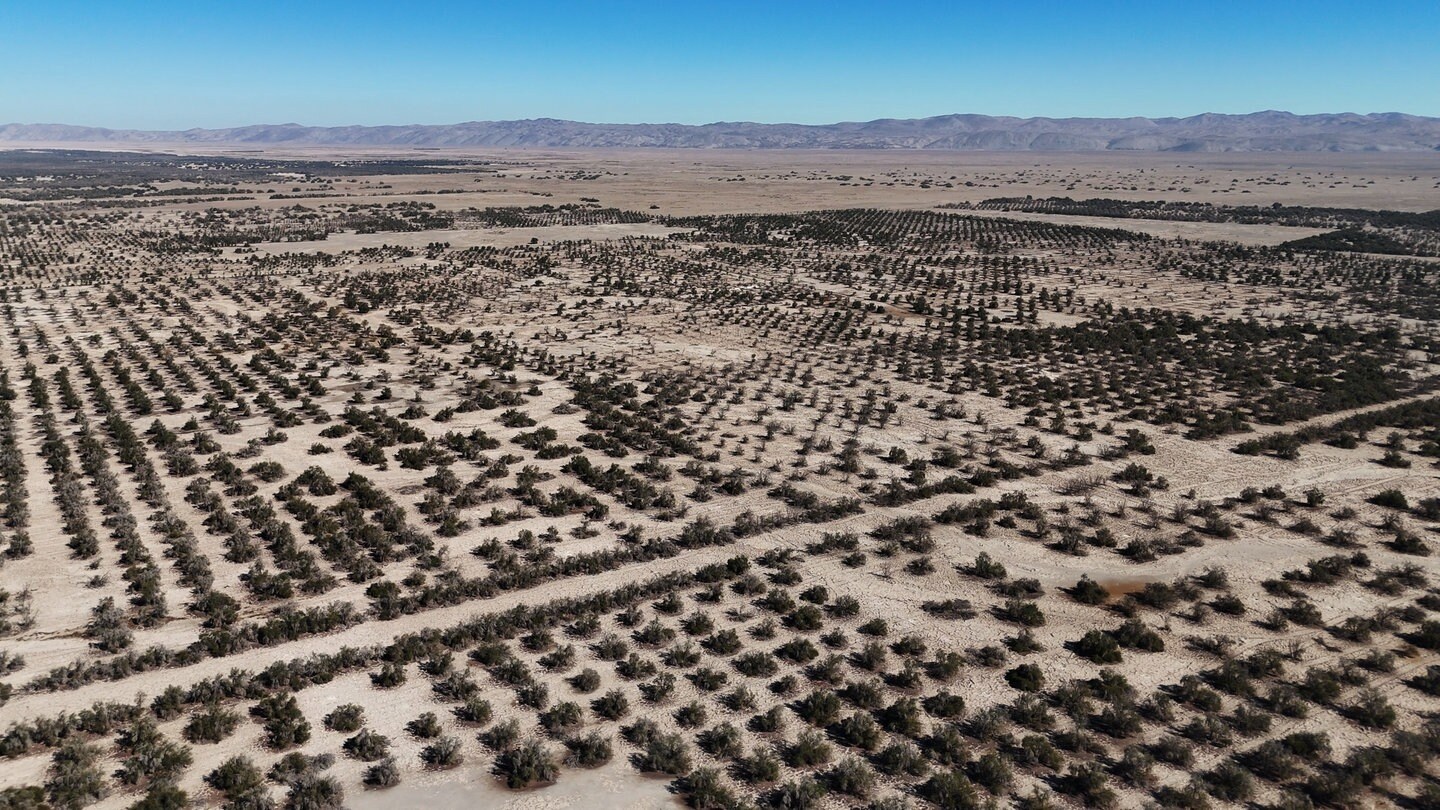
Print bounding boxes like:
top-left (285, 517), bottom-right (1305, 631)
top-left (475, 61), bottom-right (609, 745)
top-left (3, 112), bottom-right (1439, 152)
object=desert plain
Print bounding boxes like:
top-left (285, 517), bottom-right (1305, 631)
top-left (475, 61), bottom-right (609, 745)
top-left (0, 146), bottom-right (1438, 809)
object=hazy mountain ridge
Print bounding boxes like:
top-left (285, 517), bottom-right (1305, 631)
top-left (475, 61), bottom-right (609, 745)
top-left (3, 111), bottom-right (1439, 151)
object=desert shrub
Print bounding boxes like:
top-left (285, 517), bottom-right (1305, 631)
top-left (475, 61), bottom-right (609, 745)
top-left (1071, 630), bottom-right (1123, 664)
top-left (918, 770), bottom-right (982, 809)
top-left (493, 738), bottom-right (558, 789)
top-left (967, 752), bottom-right (1014, 795)
top-left (748, 706), bottom-right (787, 734)
top-left (1056, 761), bottom-right (1117, 808)
top-left (675, 767), bottom-right (742, 808)
top-left (591, 688), bottom-right (630, 720)
top-left (282, 773), bottom-right (343, 810)
top-left (1068, 575), bottom-right (1108, 604)
top-left (252, 694), bottom-right (311, 750)
top-left (697, 722), bottom-right (744, 759)
top-left (872, 739), bottom-right (929, 778)
top-left (563, 731), bottom-right (612, 767)
top-left (1112, 618), bottom-right (1165, 652)
top-left (1370, 488), bottom-right (1409, 509)
top-left (1110, 744), bottom-right (1155, 787)
top-left (420, 736), bottom-right (463, 769)
top-left (45, 740), bottom-right (107, 810)
top-left (323, 704), bottom-right (363, 733)
top-left (1345, 689), bottom-right (1396, 729)
top-left (793, 690), bottom-right (843, 727)
top-left (479, 718), bottom-right (522, 751)
top-left (204, 756), bottom-right (267, 801)
top-left (635, 732), bottom-right (692, 774)
top-left (674, 701), bottom-right (708, 728)
top-left (342, 729), bottom-right (391, 761)
top-left (1150, 735), bottom-right (1194, 767)
top-left (924, 724), bottom-right (970, 766)
top-left (454, 696), bottom-right (493, 725)
top-left (783, 729), bottom-right (834, 768)
top-left (539, 701), bottom-right (583, 736)
top-left (370, 661), bottom-right (406, 688)
top-left (820, 756), bottom-right (874, 797)
top-left (1006, 663), bottom-right (1045, 692)
top-left (735, 747), bottom-right (783, 783)
top-left (362, 756), bottom-right (401, 789)
top-left (568, 667), bottom-right (601, 692)
top-left (877, 696), bottom-right (924, 736)
top-left (1201, 761), bottom-right (1254, 802)
top-left (832, 712), bottom-right (883, 751)
top-left (765, 778), bottom-right (824, 810)
top-left (734, 650), bottom-right (779, 677)
top-left (1018, 734), bottom-right (1066, 771)
top-left (184, 703), bottom-right (241, 744)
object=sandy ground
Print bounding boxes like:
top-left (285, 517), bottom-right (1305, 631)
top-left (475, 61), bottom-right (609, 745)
top-left (247, 223), bottom-right (681, 256)
top-left (1, 146), bottom-right (1438, 809)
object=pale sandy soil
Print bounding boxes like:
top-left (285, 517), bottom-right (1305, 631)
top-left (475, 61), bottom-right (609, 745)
top-left (247, 223), bottom-right (681, 255)
top-left (0, 147), bottom-right (1438, 809)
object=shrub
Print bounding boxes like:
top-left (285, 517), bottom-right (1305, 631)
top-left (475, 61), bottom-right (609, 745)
top-left (1202, 761), bottom-right (1253, 802)
top-left (1069, 576), bottom-right (1108, 604)
top-left (45, 740), bottom-right (107, 810)
top-left (674, 701), bottom-right (708, 729)
top-left (267, 751), bottom-right (334, 785)
top-left (1345, 689), bottom-right (1396, 729)
top-left (1005, 663), bottom-right (1045, 692)
top-left (563, 731), bottom-right (612, 767)
top-left (493, 738), bottom-right (558, 789)
top-left (831, 712), bottom-right (883, 751)
top-left (967, 752), bottom-right (1013, 795)
top-left (735, 746), bottom-right (783, 783)
top-left (454, 697), bottom-right (492, 725)
top-left (204, 756), bottom-right (268, 802)
top-left (1370, 488), bottom-right (1409, 509)
top-left (918, 770), bottom-right (982, 809)
top-left (784, 729), bottom-right (833, 768)
top-left (251, 694), bottom-right (312, 751)
top-left (538, 702), bottom-right (583, 736)
top-left (568, 667), bottom-right (601, 692)
top-left (283, 773), bottom-right (343, 810)
top-left (765, 778), bottom-right (824, 809)
top-left (343, 729), bottom-right (391, 761)
top-left (675, 767), bottom-right (742, 808)
top-left (592, 689), bottom-right (630, 720)
top-left (370, 662), bottom-right (406, 688)
top-left (420, 736), bottom-right (464, 769)
top-left (323, 704), bottom-right (364, 733)
top-left (815, 756), bottom-right (871, 797)
top-left (1071, 630), bottom-right (1123, 664)
top-left (635, 731), bottom-right (692, 775)
top-left (363, 757), bottom-right (401, 789)
top-left (1057, 762), bottom-right (1117, 808)
top-left (184, 703), bottom-right (240, 744)
top-left (877, 697), bottom-right (924, 736)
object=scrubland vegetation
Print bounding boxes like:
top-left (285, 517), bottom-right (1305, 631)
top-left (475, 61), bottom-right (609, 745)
top-left (0, 150), bottom-right (1438, 808)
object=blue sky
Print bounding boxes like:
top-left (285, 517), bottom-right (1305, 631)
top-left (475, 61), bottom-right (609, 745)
top-left (2, 0), bottom-right (1437, 128)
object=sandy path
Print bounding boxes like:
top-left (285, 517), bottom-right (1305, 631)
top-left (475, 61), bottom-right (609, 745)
top-left (0, 533), bottom-right (752, 726)
top-left (1239, 390), bottom-right (1438, 438)
top-left (1, 439), bottom-right (1221, 727)
top-left (949, 208), bottom-right (1331, 246)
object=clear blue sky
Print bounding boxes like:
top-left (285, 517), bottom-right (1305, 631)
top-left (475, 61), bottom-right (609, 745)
top-left (3, 0), bottom-right (1437, 128)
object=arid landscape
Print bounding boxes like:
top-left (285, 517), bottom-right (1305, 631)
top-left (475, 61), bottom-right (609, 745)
top-left (0, 145), bottom-right (1438, 810)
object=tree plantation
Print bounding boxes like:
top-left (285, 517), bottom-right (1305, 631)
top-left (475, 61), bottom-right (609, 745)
top-left (0, 149), bottom-right (1438, 809)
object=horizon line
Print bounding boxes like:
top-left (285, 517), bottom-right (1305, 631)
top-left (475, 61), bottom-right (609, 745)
top-left (4, 109), bottom-right (1436, 132)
